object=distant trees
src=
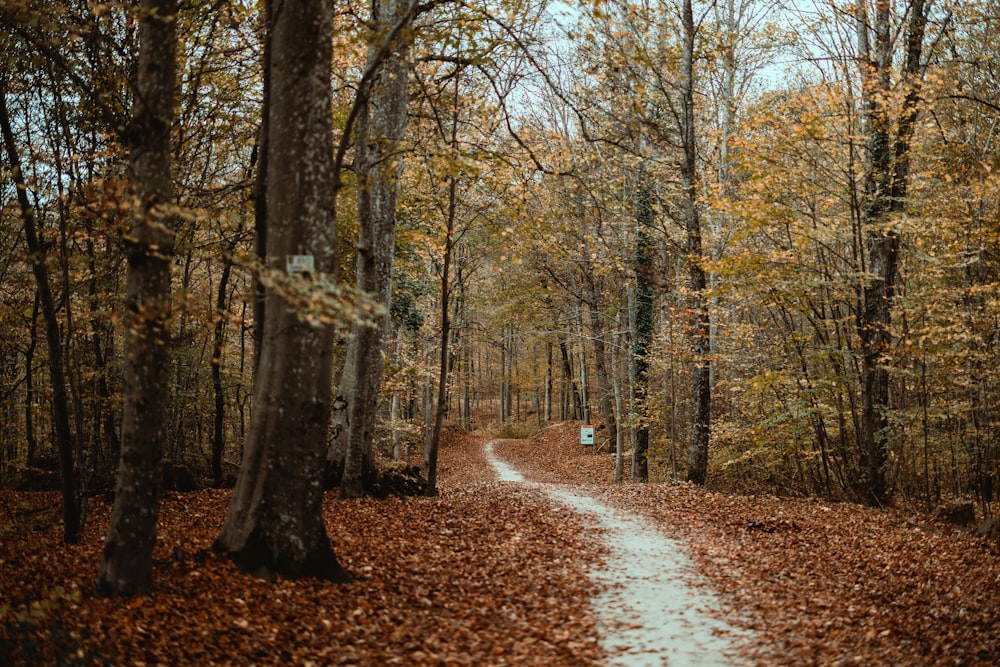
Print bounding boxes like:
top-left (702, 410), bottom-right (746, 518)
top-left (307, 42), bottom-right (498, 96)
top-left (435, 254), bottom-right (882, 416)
top-left (695, 0), bottom-right (976, 503)
top-left (1, 73), bottom-right (82, 543)
top-left (2, 0), bottom-right (1000, 560)
top-left (488, 0), bottom-right (1000, 508)
top-left (1, 0), bottom-right (258, 526)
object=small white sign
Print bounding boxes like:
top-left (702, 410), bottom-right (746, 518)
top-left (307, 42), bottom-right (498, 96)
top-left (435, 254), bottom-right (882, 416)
top-left (286, 254), bottom-right (315, 274)
top-left (580, 426), bottom-right (595, 446)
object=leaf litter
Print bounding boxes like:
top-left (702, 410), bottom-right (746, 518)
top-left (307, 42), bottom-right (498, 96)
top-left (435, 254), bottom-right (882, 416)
top-left (1, 427), bottom-right (604, 666)
top-left (485, 440), bottom-right (744, 666)
top-left (495, 422), bottom-right (1000, 666)
top-left (3, 421), bottom-right (999, 665)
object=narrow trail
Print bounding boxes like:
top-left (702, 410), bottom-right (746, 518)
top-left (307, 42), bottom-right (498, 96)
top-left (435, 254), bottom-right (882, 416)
top-left (484, 440), bottom-right (746, 667)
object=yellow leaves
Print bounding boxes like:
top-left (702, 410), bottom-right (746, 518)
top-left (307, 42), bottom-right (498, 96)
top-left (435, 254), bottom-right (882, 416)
top-left (252, 261), bottom-right (385, 332)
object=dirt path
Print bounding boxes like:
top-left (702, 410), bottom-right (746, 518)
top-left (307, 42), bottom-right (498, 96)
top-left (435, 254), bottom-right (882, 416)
top-left (484, 440), bottom-right (747, 666)
top-left (490, 422), bottom-right (1000, 665)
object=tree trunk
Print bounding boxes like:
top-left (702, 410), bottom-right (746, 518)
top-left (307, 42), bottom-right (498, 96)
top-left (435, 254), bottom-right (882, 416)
top-left (681, 0), bottom-right (711, 486)
top-left (504, 325), bottom-right (514, 421)
top-left (337, 0), bottom-right (411, 498)
top-left (500, 335), bottom-right (507, 422)
top-left (391, 391), bottom-right (402, 460)
top-left (211, 253), bottom-right (233, 487)
top-left (612, 309), bottom-right (624, 483)
top-left (24, 292), bottom-right (39, 466)
top-left (422, 334), bottom-right (434, 465)
top-left (855, 0), bottom-right (926, 506)
top-left (586, 273), bottom-right (617, 454)
top-left (95, 0), bottom-right (177, 595)
top-left (252, 1), bottom-right (271, 372)
top-left (560, 340), bottom-right (582, 420)
top-left (214, 0), bottom-right (348, 582)
top-left (425, 176), bottom-right (456, 497)
top-left (632, 185), bottom-right (654, 483)
top-left (575, 303), bottom-right (590, 424)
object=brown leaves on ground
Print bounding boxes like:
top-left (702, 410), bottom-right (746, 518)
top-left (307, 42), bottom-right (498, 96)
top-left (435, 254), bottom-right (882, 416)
top-left (0, 430), bottom-right (604, 666)
top-left (6, 422), bottom-right (999, 665)
top-left (496, 421), bottom-right (1000, 666)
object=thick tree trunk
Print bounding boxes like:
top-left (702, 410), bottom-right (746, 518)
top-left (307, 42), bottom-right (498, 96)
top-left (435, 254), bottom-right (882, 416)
top-left (2, 77), bottom-right (83, 544)
top-left (681, 0), bottom-right (711, 486)
top-left (857, 0), bottom-right (891, 502)
top-left (95, 0), bottom-right (177, 595)
top-left (214, 0), bottom-right (348, 582)
top-left (859, 234), bottom-right (896, 504)
top-left (335, 0), bottom-right (411, 498)
top-left (251, 1), bottom-right (271, 372)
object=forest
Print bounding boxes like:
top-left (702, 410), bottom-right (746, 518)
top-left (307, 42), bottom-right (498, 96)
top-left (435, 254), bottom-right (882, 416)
top-left (2, 0), bottom-right (1000, 603)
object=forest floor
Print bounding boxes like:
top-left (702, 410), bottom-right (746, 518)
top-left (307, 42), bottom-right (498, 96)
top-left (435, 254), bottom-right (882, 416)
top-left (483, 439), bottom-right (743, 666)
top-left (493, 423), bottom-right (1000, 666)
top-left (1, 422), bottom-right (999, 665)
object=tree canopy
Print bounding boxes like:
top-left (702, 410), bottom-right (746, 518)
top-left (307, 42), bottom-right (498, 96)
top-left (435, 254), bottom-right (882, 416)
top-left (1, 0), bottom-right (999, 560)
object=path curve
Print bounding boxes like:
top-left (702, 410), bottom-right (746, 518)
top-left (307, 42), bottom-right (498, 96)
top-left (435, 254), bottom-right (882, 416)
top-left (485, 441), bottom-right (746, 667)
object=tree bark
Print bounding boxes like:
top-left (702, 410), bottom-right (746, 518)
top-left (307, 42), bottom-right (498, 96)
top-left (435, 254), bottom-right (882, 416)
top-left (95, 0), bottom-right (177, 595)
top-left (251, 0), bottom-right (271, 372)
top-left (681, 0), bottom-right (711, 486)
top-left (632, 185), bottom-right (654, 483)
top-left (559, 340), bottom-right (582, 420)
top-left (390, 390), bottom-right (402, 460)
top-left (25, 292), bottom-right (39, 466)
top-left (585, 273), bottom-right (616, 453)
top-left (575, 303), bottom-right (590, 424)
top-left (612, 309), bottom-right (625, 483)
top-left (504, 325), bottom-right (513, 420)
top-left (211, 252), bottom-right (233, 487)
top-left (425, 176), bottom-right (456, 497)
top-left (335, 0), bottom-right (411, 498)
top-left (214, 0), bottom-right (348, 582)
top-left (855, 0), bottom-right (926, 506)
top-left (544, 341), bottom-right (553, 422)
